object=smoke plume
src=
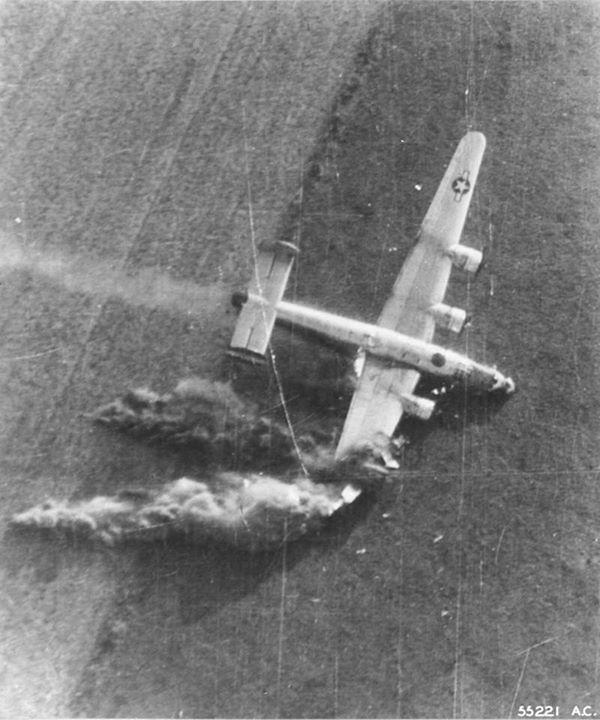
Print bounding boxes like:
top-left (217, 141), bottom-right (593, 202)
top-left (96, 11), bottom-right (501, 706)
top-left (0, 233), bottom-right (227, 319)
top-left (14, 379), bottom-right (395, 551)
top-left (92, 377), bottom-right (333, 468)
top-left (11, 473), bottom-right (362, 552)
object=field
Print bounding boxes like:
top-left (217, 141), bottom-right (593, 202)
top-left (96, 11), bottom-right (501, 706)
top-left (1, 1), bottom-right (599, 717)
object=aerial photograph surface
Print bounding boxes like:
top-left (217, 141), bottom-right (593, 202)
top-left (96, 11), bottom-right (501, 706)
top-left (0, 1), bottom-right (599, 717)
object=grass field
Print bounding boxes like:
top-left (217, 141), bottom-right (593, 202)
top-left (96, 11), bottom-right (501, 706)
top-left (1, 1), bottom-right (599, 717)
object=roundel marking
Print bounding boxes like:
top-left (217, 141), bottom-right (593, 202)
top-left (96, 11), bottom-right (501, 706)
top-left (452, 175), bottom-right (471, 198)
top-left (431, 352), bottom-right (446, 368)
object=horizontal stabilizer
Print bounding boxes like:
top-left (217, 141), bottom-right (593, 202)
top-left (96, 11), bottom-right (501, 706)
top-left (226, 347), bottom-right (267, 365)
top-left (230, 241), bottom-right (298, 357)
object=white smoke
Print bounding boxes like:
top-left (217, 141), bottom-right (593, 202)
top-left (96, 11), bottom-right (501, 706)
top-left (0, 233), bottom-right (227, 318)
top-left (11, 474), bottom-right (362, 551)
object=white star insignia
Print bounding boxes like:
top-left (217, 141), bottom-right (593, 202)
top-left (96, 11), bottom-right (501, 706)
top-left (452, 176), bottom-right (471, 196)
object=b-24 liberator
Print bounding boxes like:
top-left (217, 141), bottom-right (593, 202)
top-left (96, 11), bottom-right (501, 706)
top-left (229, 132), bottom-right (515, 466)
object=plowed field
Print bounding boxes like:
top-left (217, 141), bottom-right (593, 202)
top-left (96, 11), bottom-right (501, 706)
top-left (1, 2), bottom-right (599, 717)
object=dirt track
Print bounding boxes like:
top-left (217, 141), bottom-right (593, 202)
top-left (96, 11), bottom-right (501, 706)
top-left (1, 2), bottom-right (599, 717)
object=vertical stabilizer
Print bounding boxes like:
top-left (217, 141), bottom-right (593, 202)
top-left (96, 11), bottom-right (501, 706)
top-left (229, 241), bottom-right (298, 357)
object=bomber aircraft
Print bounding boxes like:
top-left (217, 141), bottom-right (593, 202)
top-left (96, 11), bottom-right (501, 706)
top-left (229, 132), bottom-right (515, 467)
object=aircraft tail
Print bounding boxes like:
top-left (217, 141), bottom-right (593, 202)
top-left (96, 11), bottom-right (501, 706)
top-left (229, 241), bottom-right (298, 359)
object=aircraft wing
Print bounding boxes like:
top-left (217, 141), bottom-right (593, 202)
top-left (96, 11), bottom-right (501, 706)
top-left (334, 358), bottom-right (420, 462)
top-left (334, 132), bottom-right (485, 461)
top-left (377, 131), bottom-right (486, 342)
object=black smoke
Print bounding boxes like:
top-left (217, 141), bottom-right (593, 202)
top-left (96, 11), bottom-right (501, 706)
top-left (91, 377), bottom-right (329, 469)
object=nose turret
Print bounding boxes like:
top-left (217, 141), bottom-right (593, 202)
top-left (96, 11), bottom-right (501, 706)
top-left (468, 363), bottom-right (515, 395)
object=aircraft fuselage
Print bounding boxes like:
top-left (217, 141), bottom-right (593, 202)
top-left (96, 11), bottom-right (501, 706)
top-left (269, 296), bottom-right (514, 394)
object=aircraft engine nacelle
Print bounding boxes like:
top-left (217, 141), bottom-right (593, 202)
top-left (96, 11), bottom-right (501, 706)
top-left (446, 244), bottom-right (483, 274)
top-left (428, 302), bottom-right (468, 334)
top-left (391, 390), bottom-right (436, 421)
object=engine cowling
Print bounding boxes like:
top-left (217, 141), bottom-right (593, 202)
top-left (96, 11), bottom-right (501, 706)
top-left (446, 244), bottom-right (483, 274)
top-left (428, 302), bottom-right (468, 333)
top-left (390, 390), bottom-right (435, 421)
